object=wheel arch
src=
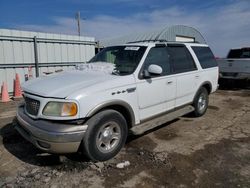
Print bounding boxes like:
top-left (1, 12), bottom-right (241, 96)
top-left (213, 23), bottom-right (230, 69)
top-left (86, 100), bottom-right (136, 128)
top-left (193, 81), bottom-right (212, 102)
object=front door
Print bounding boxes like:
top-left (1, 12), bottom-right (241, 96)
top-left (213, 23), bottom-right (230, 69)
top-left (136, 46), bottom-right (176, 121)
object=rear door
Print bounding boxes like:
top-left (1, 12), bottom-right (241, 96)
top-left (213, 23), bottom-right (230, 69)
top-left (167, 44), bottom-right (199, 107)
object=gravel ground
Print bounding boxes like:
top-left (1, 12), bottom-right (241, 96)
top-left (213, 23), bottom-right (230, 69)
top-left (0, 87), bottom-right (250, 188)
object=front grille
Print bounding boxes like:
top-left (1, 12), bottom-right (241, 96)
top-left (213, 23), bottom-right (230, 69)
top-left (24, 97), bottom-right (40, 116)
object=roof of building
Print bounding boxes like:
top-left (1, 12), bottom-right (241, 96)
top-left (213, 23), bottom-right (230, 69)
top-left (100, 25), bottom-right (206, 47)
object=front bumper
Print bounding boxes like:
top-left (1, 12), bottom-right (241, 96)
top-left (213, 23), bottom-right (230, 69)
top-left (16, 105), bottom-right (88, 153)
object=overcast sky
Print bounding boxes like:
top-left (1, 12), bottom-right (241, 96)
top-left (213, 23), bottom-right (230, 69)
top-left (0, 0), bottom-right (250, 57)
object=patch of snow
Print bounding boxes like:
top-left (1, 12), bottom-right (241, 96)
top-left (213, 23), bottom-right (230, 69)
top-left (75, 62), bottom-right (115, 74)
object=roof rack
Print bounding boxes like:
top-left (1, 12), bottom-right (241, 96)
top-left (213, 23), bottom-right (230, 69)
top-left (127, 39), bottom-right (168, 43)
top-left (127, 40), bottom-right (200, 44)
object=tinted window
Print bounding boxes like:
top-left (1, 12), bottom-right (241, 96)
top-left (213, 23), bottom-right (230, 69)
top-left (168, 46), bottom-right (197, 73)
top-left (227, 48), bottom-right (250, 58)
top-left (143, 47), bottom-right (171, 76)
top-left (192, 46), bottom-right (217, 69)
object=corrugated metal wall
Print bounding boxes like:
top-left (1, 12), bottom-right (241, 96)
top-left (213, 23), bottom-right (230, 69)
top-left (0, 29), bottom-right (96, 94)
top-left (100, 25), bottom-right (206, 46)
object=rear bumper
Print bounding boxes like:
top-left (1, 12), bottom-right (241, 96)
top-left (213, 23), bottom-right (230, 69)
top-left (220, 72), bottom-right (250, 80)
top-left (16, 105), bottom-right (88, 153)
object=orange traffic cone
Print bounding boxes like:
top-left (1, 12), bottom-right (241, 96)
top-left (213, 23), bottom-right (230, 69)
top-left (1, 82), bottom-right (10, 102)
top-left (14, 73), bottom-right (22, 98)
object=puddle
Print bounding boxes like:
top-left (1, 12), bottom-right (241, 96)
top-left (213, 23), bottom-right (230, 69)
top-left (126, 136), bottom-right (157, 151)
top-left (153, 129), bottom-right (178, 141)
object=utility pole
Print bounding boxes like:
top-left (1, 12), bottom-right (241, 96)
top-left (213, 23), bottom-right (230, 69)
top-left (76, 11), bottom-right (81, 36)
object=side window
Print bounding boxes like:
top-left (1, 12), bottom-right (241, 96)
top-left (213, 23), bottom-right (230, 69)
top-left (192, 46), bottom-right (218, 68)
top-left (168, 46), bottom-right (197, 74)
top-left (143, 47), bottom-right (171, 76)
top-left (241, 50), bottom-right (250, 58)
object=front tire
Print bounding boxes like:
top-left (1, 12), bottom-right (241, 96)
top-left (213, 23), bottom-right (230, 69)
top-left (193, 87), bottom-right (209, 117)
top-left (82, 110), bottom-right (128, 161)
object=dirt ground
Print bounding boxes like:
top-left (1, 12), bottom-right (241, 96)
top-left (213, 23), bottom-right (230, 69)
top-left (0, 86), bottom-right (250, 187)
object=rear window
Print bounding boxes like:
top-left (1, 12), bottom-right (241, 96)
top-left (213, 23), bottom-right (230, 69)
top-left (227, 48), bottom-right (250, 58)
top-left (192, 46), bottom-right (217, 69)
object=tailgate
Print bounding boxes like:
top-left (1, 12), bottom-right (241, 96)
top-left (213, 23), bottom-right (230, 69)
top-left (218, 58), bottom-right (250, 73)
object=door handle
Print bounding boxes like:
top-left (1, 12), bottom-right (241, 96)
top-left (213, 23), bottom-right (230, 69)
top-left (167, 81), bottom-right (173, 84)
top-left (195, 75), bottom-right (200, 78)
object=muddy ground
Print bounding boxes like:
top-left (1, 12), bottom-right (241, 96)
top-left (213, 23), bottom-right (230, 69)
top-left (0, 87), bottom-right (250, 187)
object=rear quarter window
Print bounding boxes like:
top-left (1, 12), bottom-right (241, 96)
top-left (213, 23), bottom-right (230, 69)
top-left (192, 46), bottom-right (217, 69)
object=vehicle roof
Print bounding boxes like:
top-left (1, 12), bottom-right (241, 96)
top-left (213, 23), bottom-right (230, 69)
top-left (230, 47), bottom-right (250, 50)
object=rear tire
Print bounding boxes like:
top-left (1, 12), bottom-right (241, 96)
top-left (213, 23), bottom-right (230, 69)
top-left (82, 109), bottom-right (128, 161)
top-left (192, 87), bottom-right (209, 117)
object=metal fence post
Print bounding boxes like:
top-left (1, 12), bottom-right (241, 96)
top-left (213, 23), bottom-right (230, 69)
top-left (97, 41), bottom-right (100, 53)
top-left (33, 36), bottom-right (39, 77)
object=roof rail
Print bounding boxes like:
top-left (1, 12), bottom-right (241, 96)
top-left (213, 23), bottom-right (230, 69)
top-left (127, 40), bottom-right (200, 44)
top-left (127, 39), bottom-right (168, 43)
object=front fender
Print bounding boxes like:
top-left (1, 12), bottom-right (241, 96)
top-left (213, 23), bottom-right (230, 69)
top-left (86, 100), bottom-right (136, 127)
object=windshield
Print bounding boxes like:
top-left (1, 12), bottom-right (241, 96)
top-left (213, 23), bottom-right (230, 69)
top-left (89, 46), bottom-right (146, 75)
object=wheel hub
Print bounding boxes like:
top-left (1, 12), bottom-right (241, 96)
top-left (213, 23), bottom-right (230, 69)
top-left (102, 128), bottom-right (113, 143)
top-left (198, 94), bottom-right (206, 111)
top-left (96, 122), bottom-right (121, 153)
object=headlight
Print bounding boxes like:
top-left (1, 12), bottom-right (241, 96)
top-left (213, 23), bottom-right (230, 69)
top-left (43, 102), bottom-right (78, 117)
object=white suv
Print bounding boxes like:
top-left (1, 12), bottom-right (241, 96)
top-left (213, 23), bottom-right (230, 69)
top-left (16, 42), bottom-right (218, 161)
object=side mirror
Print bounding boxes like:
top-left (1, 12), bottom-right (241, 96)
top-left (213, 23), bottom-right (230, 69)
top-left (148, 64), bottom-right (163, 75)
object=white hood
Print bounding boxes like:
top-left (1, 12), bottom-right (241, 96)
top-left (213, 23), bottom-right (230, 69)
top-left (22, 70), bottom-right (116, 98)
